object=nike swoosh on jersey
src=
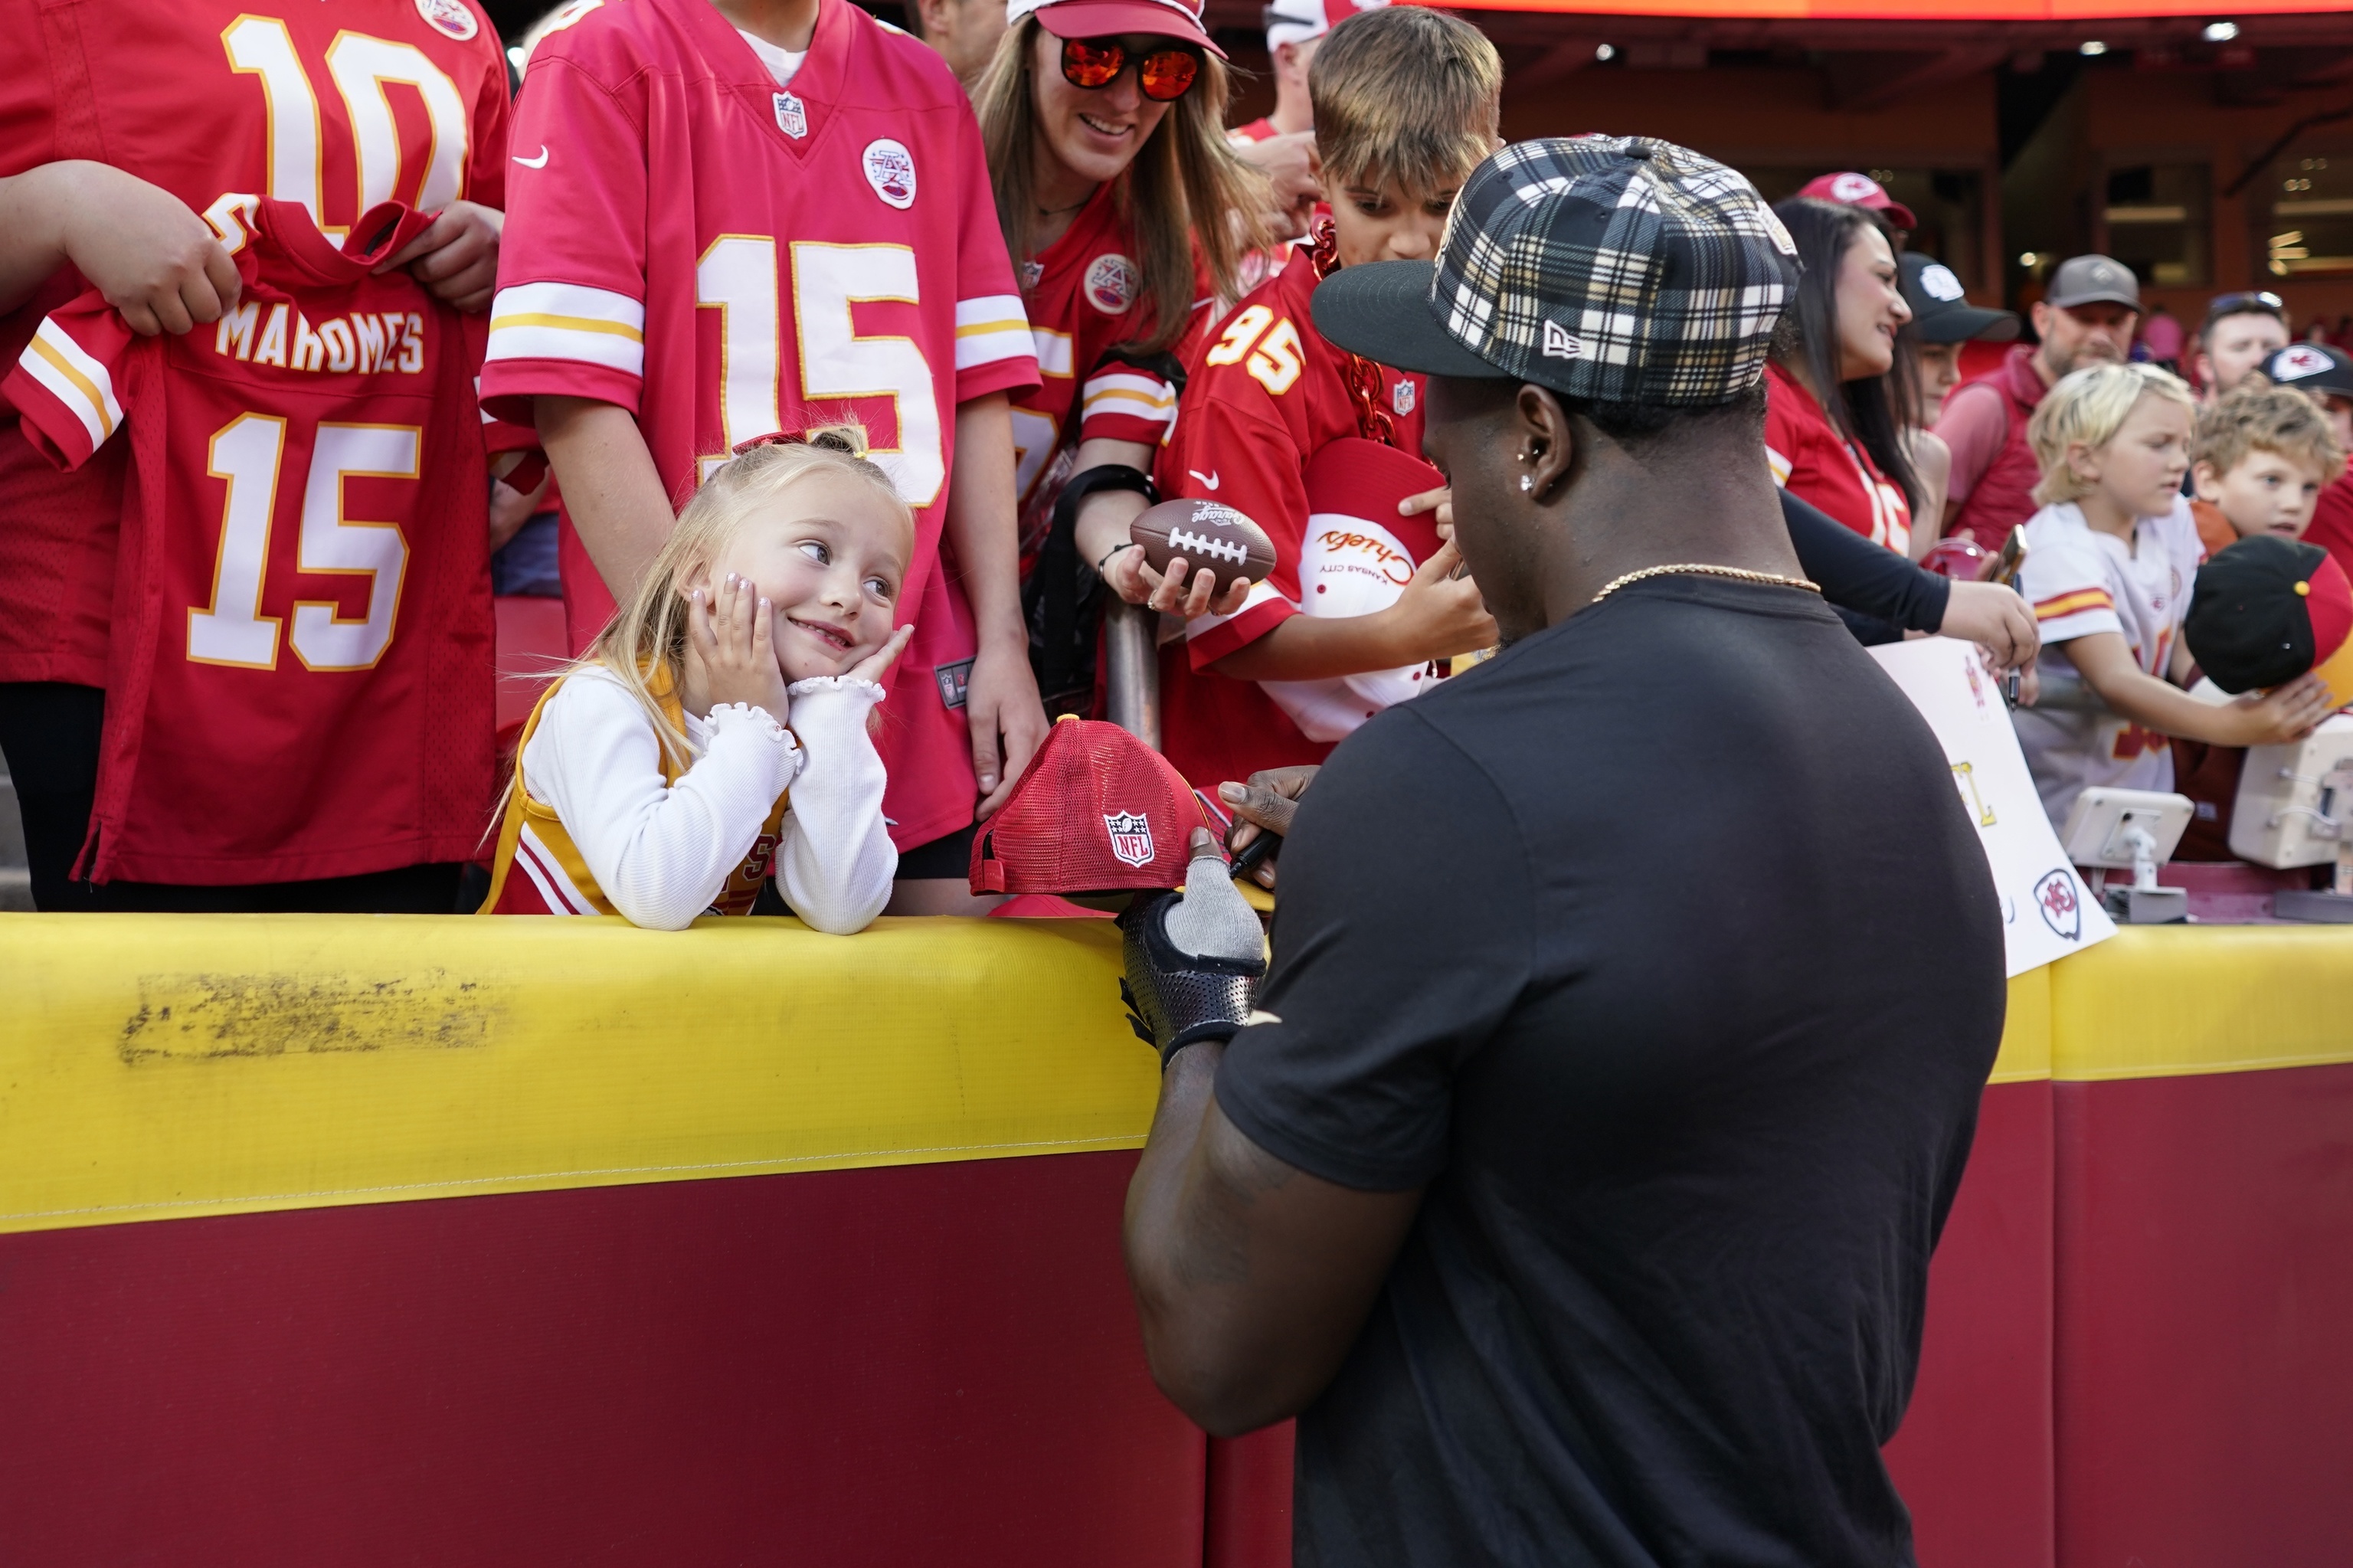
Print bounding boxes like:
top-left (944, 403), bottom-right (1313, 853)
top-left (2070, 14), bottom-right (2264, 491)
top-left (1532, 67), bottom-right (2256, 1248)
top-left (513, 146), bottom-right (550, 169)
top-left (1188, 469), bottom-right (1219, 490)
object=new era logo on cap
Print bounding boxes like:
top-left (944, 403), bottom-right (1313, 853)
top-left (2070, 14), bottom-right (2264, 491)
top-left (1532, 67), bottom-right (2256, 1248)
top-left (1542, 319), bottom-right (1582, 359)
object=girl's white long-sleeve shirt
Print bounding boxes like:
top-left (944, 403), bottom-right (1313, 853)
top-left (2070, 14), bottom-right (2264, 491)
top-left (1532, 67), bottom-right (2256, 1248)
top-left (521, 669), bottom-right (898, 933)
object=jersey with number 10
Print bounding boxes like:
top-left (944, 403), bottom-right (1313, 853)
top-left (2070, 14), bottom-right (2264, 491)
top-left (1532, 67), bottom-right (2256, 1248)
top-left (483, 0), bottom-right (1039, 853)
top-left (0, 0), bottom-right (511, 691)
top-left (2, 200), bottom-right (499, 885)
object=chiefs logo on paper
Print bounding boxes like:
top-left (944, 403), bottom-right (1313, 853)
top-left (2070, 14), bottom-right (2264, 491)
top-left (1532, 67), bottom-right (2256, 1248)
top-left (1105, 811), bottom-right (1154, 868)
top-left (1085, 254), bottom-right (1139, 314)
top-left (2034, 868), bottom-right (2083, 941)
top-left (414, 0), bottom-right (479, 39)
top-left (2274, 344), bottom-right (2333, 382)
top-left (863, 139), bottom-right (917, 209)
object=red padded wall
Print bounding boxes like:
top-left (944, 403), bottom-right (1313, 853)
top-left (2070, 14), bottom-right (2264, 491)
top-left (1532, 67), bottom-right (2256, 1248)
top-left (1883, 1080), bottom-right (2056, 1568)
top-left (0, 1153), bottom-right (1206, 1568)
top-left (1206, 1423), bottom-right (1295, 1568)
top-left (2054, 1063), bottom-right (2353, 1568)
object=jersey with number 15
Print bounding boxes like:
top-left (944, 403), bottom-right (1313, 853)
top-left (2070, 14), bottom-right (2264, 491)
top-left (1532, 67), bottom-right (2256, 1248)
top-left (0, 0), bottom-right (512, 693)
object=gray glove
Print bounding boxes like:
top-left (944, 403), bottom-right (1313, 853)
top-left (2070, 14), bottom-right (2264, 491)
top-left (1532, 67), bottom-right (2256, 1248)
top-left (1117, 839), bottom-right (1266, 1068)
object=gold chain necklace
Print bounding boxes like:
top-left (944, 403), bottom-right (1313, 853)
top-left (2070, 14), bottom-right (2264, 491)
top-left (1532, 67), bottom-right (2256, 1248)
top-left (1590, 562), bottom-right (1822, 603)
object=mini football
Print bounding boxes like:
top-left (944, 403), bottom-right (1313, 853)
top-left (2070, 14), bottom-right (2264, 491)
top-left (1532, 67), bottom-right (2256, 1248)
top-left (1130, 498), bottom-right (1278, 596)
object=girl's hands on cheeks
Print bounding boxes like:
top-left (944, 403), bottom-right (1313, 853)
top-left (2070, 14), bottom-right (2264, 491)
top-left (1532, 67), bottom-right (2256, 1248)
top-left (847, 624), bottom-right (916, 685)
top-left (687, 573), bottom-right (792, 722)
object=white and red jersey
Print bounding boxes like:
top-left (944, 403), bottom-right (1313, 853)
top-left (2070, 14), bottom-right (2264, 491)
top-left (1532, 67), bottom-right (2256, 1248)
top-left (1153, 249), bottom-right (1429, 791)
top-left (2, 200), bottom-right (506, 884)
top-left (1229, 117), bottom-right (1281, 144)
top-left (1012, 185), bottom-right (1205, 568)
top-left (1764, 360), bottom-right (1912, 554)
top-left (483, 0), bottom-right (1038, 851)
top-left (2011, 496), bottom-right (2207, 827)
top-left (0, 0), bottom-right (511, 690)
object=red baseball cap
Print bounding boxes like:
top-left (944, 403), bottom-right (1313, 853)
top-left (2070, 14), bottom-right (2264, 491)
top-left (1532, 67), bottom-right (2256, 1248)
top-left (1010, 0), bottom-right (1226, 57)
top-left (970, 716), bottom-right (1217, 894)
top-left (1797, 171), bottom-right (1917, 232)
top-left (1265, 0), bottom-right (1386, 49)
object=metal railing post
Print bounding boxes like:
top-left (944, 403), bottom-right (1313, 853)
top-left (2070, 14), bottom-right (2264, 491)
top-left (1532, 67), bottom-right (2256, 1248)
top-left (1103, 597), bottom-right (1160, 750)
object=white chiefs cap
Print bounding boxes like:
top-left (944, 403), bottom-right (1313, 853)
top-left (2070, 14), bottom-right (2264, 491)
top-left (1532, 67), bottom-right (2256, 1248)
top-left (1264, 0), bottom-right (1386, 51)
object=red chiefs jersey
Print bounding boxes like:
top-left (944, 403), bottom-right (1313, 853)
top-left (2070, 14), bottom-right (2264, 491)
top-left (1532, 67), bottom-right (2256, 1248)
top-left (1012, 184), bottom-right (1193, 567)
top-left (1764, 360), bottom-right (1912, 554)
top-left (1229, 117), bottom-right (1280, 144)
top-left (2, 200), bottom-right (501, 885)
top-left (0, 0), bottom-right (511, 689)
top-left (1153, 251), bottom-right (1428, 791)
top-left (483, 0), bottom-right (1038, 852)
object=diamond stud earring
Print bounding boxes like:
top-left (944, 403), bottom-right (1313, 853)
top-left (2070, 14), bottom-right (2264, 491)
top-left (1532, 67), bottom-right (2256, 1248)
top-left (1520, 474), bottom-right (1534, 493)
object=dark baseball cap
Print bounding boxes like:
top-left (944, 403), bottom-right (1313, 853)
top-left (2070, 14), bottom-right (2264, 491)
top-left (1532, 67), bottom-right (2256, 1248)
top-left (2184, 535), bottom-right (2353, 697)
top-left (2044, 254), bottom-right (2141, 312)
top-left (2263, 342), bottom-right (2353, 400)
top-left (1311, 136), bottom-right (1800, 407)
top-left (1900, 253), bottom-right (2018, 345)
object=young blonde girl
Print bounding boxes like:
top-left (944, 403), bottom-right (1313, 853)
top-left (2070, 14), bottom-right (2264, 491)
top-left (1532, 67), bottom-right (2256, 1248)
top-left (481, 432), bottom-right (915, 932)
top-left (2012, 363), bottom-right (2330, 828)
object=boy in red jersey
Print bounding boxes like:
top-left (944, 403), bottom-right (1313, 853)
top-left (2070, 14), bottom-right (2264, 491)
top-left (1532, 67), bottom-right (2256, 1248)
top-left (1153, 5), bottom-right (1501, 791)
top-left (0, 0), bottom-right (513, 911)
top-left (486, 0), bottom-right (1045, 912)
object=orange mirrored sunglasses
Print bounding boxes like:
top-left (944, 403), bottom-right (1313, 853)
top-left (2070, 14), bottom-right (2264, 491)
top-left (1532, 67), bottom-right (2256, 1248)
top-left (1059, 37), bottom-right (1201, 101)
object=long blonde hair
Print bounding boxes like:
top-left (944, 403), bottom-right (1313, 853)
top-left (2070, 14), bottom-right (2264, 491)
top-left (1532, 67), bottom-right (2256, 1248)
top-left (584, 428), bottom-right (910, 771)
top-left (974, 15), bottom-right (1272, 352)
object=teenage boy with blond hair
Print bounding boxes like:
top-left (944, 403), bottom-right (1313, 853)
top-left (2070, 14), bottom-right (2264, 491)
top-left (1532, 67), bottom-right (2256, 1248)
top-left (2188, 380), bottom-right (2348, 556)
top-left (1151, 5), bottom-right (1501, 792)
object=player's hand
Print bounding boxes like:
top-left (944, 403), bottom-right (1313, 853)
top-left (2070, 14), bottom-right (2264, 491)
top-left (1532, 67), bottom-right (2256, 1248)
top-left (1139, 555), bottom-right (1252, 620)
top-left (1940, 581), bottom-right (2039, 672)
top-left (1232, 130), bottom-right (1322, 242)
top-left (1383, 538), bottom-right (1497, 663)
top-left (2227, 672), bottom-right (2334, 746)
top-left (844, 624), bottom-right (915, 686)
top-left (53, 163), bottom-right (241, 336)
top-left (1219, 764), bottom-right (1317, 890)
top-left (1399, 485), bottom-right (1454, 542)
top-left (379, 200), bottom-right (502, 313)
top-left (687, 573), bottom-right (792, 722)
top-left (967, 636), bottom-right (1049, 818)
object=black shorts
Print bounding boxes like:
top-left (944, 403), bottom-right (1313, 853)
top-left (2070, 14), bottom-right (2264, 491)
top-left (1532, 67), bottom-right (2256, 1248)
top-left (893, 818), bottom-right (977, 880)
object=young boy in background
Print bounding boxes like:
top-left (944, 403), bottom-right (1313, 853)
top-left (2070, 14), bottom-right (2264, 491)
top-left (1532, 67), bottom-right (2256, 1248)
top-left (2188, 380), bottom-right (2345, 556)
top-left (1152, 4), bottom-right (1501, 792)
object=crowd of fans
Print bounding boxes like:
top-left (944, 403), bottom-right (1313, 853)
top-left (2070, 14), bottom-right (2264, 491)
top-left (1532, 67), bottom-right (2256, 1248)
top-left (2, 0), bottom-right (2348, 929)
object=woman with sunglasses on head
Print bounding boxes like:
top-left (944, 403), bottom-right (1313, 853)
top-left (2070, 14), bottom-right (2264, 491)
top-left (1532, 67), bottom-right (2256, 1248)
top-left (973, 0), bottom-right (1274, 715)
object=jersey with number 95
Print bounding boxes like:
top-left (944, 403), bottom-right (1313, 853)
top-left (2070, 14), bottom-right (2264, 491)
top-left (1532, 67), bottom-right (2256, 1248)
top-left (482, 0), bottom-right (1037, 852)
top-left (0, 0), bottom-right (512, 694)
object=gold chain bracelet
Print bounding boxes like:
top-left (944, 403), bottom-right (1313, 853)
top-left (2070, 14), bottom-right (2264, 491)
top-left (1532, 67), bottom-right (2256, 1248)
top-left (1590, 562), bottom-right (1822, 603)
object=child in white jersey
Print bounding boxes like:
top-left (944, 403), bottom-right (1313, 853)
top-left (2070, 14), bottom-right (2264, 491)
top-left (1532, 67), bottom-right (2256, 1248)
top-left (482, 430), bottom-right (915, 931)
top-left (2013, 363), bottom-right (2330, 829)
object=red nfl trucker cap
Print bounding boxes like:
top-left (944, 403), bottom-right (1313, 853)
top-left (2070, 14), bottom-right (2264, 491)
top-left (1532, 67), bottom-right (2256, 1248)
top-left (1797, 171), bottom-right (1918, 231)
top-left (971, 716), bottom-right (1216, 894)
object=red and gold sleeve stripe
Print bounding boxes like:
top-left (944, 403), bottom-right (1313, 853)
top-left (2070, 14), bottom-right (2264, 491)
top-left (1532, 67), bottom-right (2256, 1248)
top-left (2034, 588), bottom-right (2114, 621)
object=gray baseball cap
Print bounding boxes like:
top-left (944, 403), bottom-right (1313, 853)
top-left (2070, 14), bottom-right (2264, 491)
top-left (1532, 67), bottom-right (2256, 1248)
top-left (1311, 135), bottom-right (1800, 406)
top-left (2044, 254), bottom-right (2141, 312)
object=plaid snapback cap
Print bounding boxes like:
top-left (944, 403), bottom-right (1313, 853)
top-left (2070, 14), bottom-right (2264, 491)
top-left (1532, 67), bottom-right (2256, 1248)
top-left (1314, 135), bottom-right (1799, 406)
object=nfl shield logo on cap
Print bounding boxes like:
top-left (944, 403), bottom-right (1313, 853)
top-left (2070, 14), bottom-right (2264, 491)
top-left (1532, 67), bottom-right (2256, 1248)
top-left (972, 718), bottom-right (1213, 894)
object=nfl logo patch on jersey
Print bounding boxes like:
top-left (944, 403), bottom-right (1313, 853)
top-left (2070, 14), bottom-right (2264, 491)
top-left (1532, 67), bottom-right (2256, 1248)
top-left (1085, 254), bottom-right (1139, 314)
top-left (774, 91), bottom-right (807, 139)
top-left (863, 139), bottom-right (917, 210)
top-left (1391, 379), bottom-right (1416, 415)
top-left (414, 0), bottom-right (479, 40)
top-left (1105, 810), bottom-right (1154, 868)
